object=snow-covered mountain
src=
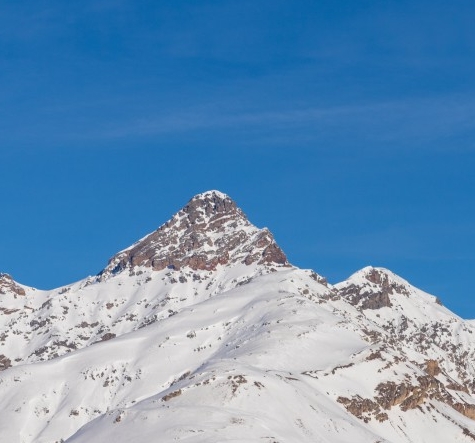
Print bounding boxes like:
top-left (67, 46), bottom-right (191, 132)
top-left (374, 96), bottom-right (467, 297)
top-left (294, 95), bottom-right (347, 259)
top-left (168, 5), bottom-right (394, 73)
top-left (1, 190), bottom-right (475, 442)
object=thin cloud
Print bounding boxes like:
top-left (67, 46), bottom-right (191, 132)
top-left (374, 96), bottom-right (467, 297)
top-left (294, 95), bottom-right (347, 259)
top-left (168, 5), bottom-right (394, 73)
top-left (94, 95), bottom-right (475, 150)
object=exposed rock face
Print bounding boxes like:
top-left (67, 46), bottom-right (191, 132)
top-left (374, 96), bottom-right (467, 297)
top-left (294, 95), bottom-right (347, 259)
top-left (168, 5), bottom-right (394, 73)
top-left (0, 354), bottom-right (11, 371)
top-left (374, 378), bottom-right (438, 411)
top-left (341, 373), bottom-right (475, 423)
top-left (99, 191), bottom-right (289, 279)
top-left (3, 190), bottom-right (475, 441)
top-left (338, 283), bottom-right (392, 310)
top-left (331, 266), bottom-right (475, 431)
top-left (425, 359), bottom-right (441, 377)
top-left (337, 396), bottom-right (388, 423)
top-left (335, 267), bottom-right (412, 310)
top-left (0, 274), bottom-right (25, 296)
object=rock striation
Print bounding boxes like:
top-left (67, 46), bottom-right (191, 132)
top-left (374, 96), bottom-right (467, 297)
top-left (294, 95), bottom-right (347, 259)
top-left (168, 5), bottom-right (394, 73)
top-left (0, 273), bottom-right (25, 296)
top-left (2, 190), bottom-right (475, 442)
top-left (99, 190), bottom-right (289, 279)
top-left (335, 266), bottom-right (411, 310)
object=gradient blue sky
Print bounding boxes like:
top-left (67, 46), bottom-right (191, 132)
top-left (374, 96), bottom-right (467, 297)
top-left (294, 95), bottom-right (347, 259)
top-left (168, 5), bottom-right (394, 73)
top-left (1, 1), bottom-right (475, 317)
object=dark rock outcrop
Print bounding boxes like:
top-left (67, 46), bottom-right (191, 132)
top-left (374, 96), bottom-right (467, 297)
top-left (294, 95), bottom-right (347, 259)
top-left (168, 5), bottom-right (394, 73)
top-left (342, 372), bottom-right (475, 423)
top-left (99, 191), bottom-right (289, 278)
top-left (0, 354), bottom-right (11, 371)
top-left (336, 267), bottom-right (413, 310)
top-left (0, 274), bottom-right (25, 296)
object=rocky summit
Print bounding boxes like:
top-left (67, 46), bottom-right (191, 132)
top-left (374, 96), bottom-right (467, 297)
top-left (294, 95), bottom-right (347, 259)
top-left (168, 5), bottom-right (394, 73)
top-left (1, 191), bottom-right (475, 443)
top-left (99, 190), bottom-right (288, 278)
top-left (0, 273), bottom-right (26, 296)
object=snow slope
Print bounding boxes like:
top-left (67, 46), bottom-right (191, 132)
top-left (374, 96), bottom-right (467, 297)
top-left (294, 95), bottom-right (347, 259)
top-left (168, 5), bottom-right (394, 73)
top-left (1, 191), bottom-right (475, 443)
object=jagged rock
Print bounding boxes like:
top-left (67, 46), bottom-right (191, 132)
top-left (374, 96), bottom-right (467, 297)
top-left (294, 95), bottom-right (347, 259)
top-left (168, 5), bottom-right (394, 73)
top-left (366, 350), bottom-right (383, 361)
top-left (454, 403), bottom-right (475, 420)
top-left (0, 355), bottom-right (11, 371)
top-left (2, 190), bottom-right (475, 442)
top-left (365, 268), bottom-right (410, 296)
top-left (446, 382), bottom-right (469, 393)
top-left (360, 373), bottom-right (475, 423)
top-left (99, 191), bottom-right (289, 278)
top-left (337, 396), bottom-right (384, 422)
top-left (335, 267), bottom-right (415, 311)
top-left (376, 381), bottom-right (413, 410)
top-left (0, 274), bottom-right (25, 296)
top-left (100, 333), bottom-right (116, 342)
top-left (338, 283), bottom-right (392, 309)
top-left (425, 359), bottom-right (441, 376)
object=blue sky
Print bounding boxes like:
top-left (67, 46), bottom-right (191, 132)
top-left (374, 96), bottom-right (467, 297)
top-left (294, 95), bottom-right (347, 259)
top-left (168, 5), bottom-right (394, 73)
top-left (1, 1), bottom-right (475, 317)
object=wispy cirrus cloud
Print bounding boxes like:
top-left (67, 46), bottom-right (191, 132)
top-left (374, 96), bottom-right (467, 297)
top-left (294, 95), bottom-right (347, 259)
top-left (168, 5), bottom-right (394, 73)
top-left (93, 94), bottom-right (475, 151)
top-left (2, 91), bottom-right (474, 154)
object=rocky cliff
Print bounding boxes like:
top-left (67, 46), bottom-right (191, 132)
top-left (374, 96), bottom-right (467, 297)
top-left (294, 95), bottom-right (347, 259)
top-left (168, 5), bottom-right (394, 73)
top-left (99, 190), bottom-right (288, 278)
top-left (1, 191), bottom-right (475, 443)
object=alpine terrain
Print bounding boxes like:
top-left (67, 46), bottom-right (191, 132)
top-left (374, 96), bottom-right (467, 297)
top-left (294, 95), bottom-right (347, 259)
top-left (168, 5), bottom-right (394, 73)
top-left (1, 190), bottom-right (475, 443)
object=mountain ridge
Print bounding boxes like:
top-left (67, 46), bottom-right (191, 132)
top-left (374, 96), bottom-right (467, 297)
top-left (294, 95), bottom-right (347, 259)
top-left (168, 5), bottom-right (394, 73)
top-left (98, 190), bottom-right (289, 280)
top-left (0, 190), bottom-right (474, 442)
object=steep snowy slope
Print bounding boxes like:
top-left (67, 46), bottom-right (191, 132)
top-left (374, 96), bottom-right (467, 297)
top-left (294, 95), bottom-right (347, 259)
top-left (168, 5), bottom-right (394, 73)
top-left (0, 191), bottom-right (289, 367)
top-left (1, 191), bottom-right (475, 443)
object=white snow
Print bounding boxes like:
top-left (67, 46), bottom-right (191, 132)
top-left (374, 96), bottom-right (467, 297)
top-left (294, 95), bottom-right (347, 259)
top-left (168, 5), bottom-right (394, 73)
top-left (1, 194), bottom-right (475, 442)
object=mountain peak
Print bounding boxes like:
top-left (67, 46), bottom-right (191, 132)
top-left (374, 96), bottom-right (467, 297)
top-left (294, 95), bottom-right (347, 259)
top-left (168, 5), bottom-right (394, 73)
top-left (335, 266), bottom-right (413, 310)
top-left (191, 189), bottom-right (230, 200)
top-left (0, 273), bottom-right (25, 296)
top-left (179, 190), bottom-right (242, 226)
top-left (4, 196), bottom-right (475, 442)
top-left (99, 190), bottom-right (289, 278)
top-left (348, 266), bottom-right (408, 286)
